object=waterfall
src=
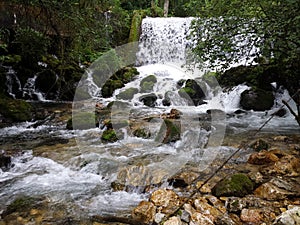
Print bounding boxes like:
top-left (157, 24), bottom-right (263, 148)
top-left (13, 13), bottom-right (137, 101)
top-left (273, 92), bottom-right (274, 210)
top-left (5, 67), bottom-right (22, 99)
top-left (136, 17), bottom-right (194, 65)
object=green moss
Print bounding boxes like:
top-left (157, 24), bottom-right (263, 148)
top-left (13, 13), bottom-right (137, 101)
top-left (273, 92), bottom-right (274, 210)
top-left (140, 81), bottom-right (155, 93)
top-left (101, 80), bottom-right (124, 98)
top-left (0, 98), bottom-right (32, 122)
top-left (133, 128), bottom-right (151, 139)
top-left (212, 173), bottom-right (254, 197)
top-left (128, 10), bottom-right (147, 43)
top-left (117, 87), bottom-right (138, 100)
top-left (101, 129), bottom-right (118, 143)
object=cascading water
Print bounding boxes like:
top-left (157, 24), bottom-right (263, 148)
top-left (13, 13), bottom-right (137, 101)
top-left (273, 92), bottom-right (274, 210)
top-left (0, 17), bottom-right (299, 222)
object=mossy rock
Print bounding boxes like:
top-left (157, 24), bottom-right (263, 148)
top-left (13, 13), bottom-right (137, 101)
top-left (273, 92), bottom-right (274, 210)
top-left (140, 75), bottom-right (157, 85)
top-left (140, 81), bottom-right (155, 93)
top-left (67, 112), bottom-right (97, 130)
top-left (0, 98), bottom-right (33, 122)
top-left (212, 173), bottom-right (254, 197)
top-left (4, 196), bottom-right (39, 216)
top-left (240, 88), bottom-right (275, 111)
top-left (178, 79), bottom-right (205, 106)
top-left (128, 10), bottom-right (147, 43)
top-left (133, 128), bottom-right (151, 139)
top-left (155, 119), bottom-right (181, 144)
top-left (117, 87), bottom-right (139, 100)
top-left (101, 129), bottom-right (118, 143)
top-left (101, 80), bottom-right (124, 98)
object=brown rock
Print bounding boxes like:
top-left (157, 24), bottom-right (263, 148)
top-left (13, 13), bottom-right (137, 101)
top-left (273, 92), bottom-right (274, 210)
top-left (184, 204), bottom-right (214, 225)
top-left (240, 208), bottom-right (263, 224)
top-left (132, 201), bottom-right (156, 224)
top-left (273, 155), bottom-right (300, 176)
top-left (254, 180), bottom-right (295, 200)
top-left (150, 189), bottom-right (180, 214)
top-left (164, 216), bottom-right (182, 225)
top-left (247, 150), bottom-right (279, 165)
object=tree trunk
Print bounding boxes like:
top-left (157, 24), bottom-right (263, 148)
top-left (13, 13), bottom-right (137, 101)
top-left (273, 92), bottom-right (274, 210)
top-left (163, 0), bottom-right (169, 17)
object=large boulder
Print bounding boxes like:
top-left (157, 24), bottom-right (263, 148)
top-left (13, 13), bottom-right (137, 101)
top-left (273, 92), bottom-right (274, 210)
top-left (139, 93), bottom-right (157, 107)
top-left (140, 75), bottom-right (157, 93)
top-left (240, 88), bottom-right (275, 111)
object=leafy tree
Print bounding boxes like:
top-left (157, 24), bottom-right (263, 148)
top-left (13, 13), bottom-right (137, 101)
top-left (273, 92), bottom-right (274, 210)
top-left (189, 0), bottom-right (300, 71)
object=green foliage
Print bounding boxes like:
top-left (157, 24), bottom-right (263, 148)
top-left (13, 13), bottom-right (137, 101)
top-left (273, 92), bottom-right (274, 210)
top-left (101, 129), bottom-right (118, 142)
top-left (0, 98), bottom-right (33, 122)
top-left (189, 0), bottom-right (300, 72)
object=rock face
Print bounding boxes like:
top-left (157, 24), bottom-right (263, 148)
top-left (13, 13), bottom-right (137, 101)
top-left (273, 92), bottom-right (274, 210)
top-left (212, 173), bottom-right (254, 197)
top-left (240, 88), bottom-right (275, 111)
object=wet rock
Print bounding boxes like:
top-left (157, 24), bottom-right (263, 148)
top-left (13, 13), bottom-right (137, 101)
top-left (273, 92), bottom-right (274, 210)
top-left (150, 189), bottom-right (181, 214)
top-left (226, 197), bottom-right (247, 213)
top-left (194, 197), bottom-right (223, 219)
top-left (249, 139), bottom-right (269, 151)
top-left (168, 171), bottom-right (199, 188)
top-left (178, 79), bottom-right (206, 106)
top-left (139, 93), bottom-right (157, 107)
top-left (272, 108), bottom-right (287, 117)
top-left (155, 119), bottom-right (181, 144)
top-left (212, 173), bottom-right (254, 197)
top-left (240, 88), bottom-right (275, 111)
top-left (132, 201), bottom-right (156, 224)
top-left (247, 150), bottom-right (279, 165)
top-left (273, 206), bottom-right (300, 225)
top-left (0, 98), bottom-right (33, 123)
top-left (116, 87), bottom-right (138, 100)
top-left (67, 112), bottom-right (97, 130)
top-left (132, 127), bottom-right (151, 139)
top-left (0, 153), bottom-right (11, 171)
top-left (240, 208), bottom-right (263, 224)
top-left (140, 75), bottom-right (157, 93)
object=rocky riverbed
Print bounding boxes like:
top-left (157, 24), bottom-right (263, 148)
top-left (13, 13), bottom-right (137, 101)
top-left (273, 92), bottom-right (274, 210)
top-left (0, 102), bottom-right (300, 225)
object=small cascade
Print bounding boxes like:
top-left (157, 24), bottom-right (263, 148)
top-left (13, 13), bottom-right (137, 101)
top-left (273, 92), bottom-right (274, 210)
top-left (22, 75), bottom-right (47, 101)
top-left (5, 67), bottom-right (22, 99)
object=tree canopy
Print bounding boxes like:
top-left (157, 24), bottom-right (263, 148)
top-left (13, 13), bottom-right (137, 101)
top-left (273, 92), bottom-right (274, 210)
top-left (188, 0), bottom-right (300, 72)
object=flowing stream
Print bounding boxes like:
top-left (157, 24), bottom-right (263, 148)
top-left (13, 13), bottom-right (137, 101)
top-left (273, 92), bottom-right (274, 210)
top-left (0, 17), bottom-right (299, 220)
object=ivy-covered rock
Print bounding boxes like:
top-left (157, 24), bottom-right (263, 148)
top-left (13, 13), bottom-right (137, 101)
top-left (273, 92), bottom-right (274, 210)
top-left (240, 88), bottom-right (275, 111)
top-left (117, 87), bottom-right (139, 100)
top-left (0, 98), bottom-right (33, 122)
top-left (212, 173), bottom-right (254, 197)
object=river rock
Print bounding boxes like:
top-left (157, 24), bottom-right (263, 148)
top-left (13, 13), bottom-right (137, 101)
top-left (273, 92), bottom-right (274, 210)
top-left (155, 119), bottom-right (181, 144)
top-left (184, 203), bottom-right (214, 225)
top-left (273, 206), bottom-right (300, 225)
top-left (150, 189), bottom-right (181, 214)
top-left (240, 88), bottom-right (275, 111)
top-left (211, 173), bottom-right (254, 197)
top-left (254, 178), bottom-right (296, 200)
top-left (240, 208), bottom-right (264, 224)
top-left (132, 200), bottom-right (156, 224)
top-left (178, 79), bottom-right (206, 106)
top-left (164, 216), bottom-right (182, 225)
top-left (116, 87), bottom-right (138, 100)
top-left (140, 75), bottom-right (157, 93)
top-left (272, 155), bottom-right (300, 176)
top-left (139, 93), bottom-right (157, 107)
top-left (247, 150), bottom-right (279, 165)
